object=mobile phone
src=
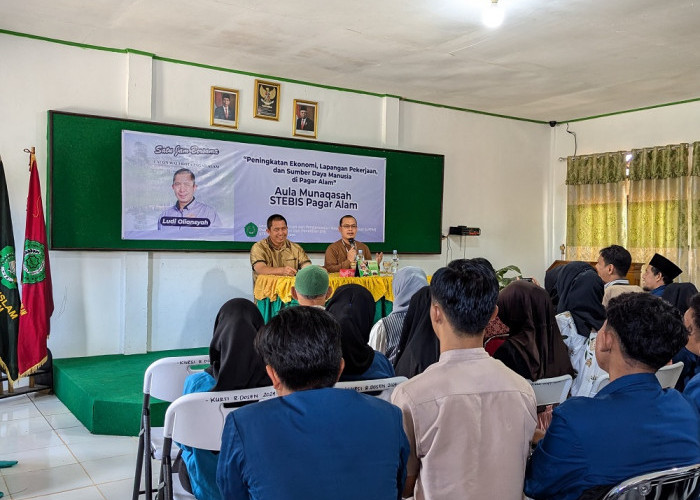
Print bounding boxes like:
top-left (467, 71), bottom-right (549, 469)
top-left (521, 277), bottom-right (533, 282)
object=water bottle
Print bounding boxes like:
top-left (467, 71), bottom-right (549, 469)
top-left (356, 249), bottom-right (365, 277)
top-left (391, 250), bottom-right (399, 274)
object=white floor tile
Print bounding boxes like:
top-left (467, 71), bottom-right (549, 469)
top-left (98, 477), bottom-right (139, 500)
top-left (68, 436), bottom-right (138, 462)
top-left (4, 463), bottom-right (93, 500)
top-left (0, 475), bottom-right (7, 497)
top-left (54, 426), bottom-right (96, 445)
top-left (18, 485), bottom-right (105, 500)
top-left (1, 428), bottom-right (64, 453)
top-left (0, 402), bottom-right (43, 421)
top-left (34, 398), bottom-right (70, 416)
top-left (0, 394), bottom-right (32, 407)
top-left (82, 453), bottom-right (138, 484)
top-left (45, 411), bottom-right (82, 430)
top-left (0, 415), bottom-right (53, 436)
top-left (0, 445), bottom-right (77, 476)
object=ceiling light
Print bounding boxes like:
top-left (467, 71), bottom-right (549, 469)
top-left (482, 0), bottom-right (504, 28)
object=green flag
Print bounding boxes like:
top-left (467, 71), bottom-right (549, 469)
top-left (0, 159), bottom-right (21, 382)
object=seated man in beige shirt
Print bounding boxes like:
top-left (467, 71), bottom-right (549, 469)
top-left (323, 215), bottom-right (382, 273)
top-left (391, 258), bottom-right (537, 500)
top-left (595, 245), bottom-right (643, 306)
top-left (250, 214), bottom-right (311, 283)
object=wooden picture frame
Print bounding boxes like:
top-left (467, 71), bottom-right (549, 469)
top-left (254, 80), bottom-right (280, 120)
top-left (210, 86), bottom-right (239, 129)
top-left (293, 99), bottom-right (318, 139)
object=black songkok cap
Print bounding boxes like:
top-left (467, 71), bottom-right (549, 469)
top-left (649, 253), bottom-right (682, 280)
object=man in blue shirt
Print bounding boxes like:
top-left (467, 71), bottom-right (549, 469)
top-left (642, 252), bottom-right (682, 297)
top-left (525, 292), bottom-right (700, 500)
top-left (216, 306), bottom-right (409, 500)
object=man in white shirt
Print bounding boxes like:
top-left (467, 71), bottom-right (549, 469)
top-left (595, 245), bottom-right (643, 306)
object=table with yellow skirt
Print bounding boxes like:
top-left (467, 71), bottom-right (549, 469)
top-left (253, 274), bottom-right (396, 323)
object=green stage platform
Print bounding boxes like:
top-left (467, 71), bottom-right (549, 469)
top-left (53, 347), bottom-right (208, 436)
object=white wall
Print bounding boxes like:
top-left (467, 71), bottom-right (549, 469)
top-left (2, 32), bottom-right (553, 359)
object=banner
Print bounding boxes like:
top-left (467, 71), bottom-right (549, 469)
top-left (0, 159), bottom-right (21, 382)
top-left (121, 131), bottom-right (386, 243)
top-left (18, 152), bottom-right (53, 377)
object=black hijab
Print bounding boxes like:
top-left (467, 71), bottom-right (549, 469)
top-left (554, 261), bottom-right (605, 338)
top-left (205, 298), bottom-right (271, 391)
top-left (544, 265), bottom-right (564, 306)
top-left (394, 286), bottom-right (440, 378)
top-left (326, 284), bottom-right (376, 375)
top-left (495, 280), bottom-right (574, 380)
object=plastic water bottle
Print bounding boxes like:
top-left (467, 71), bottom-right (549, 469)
top-left (391, 250), bottom-right (399, 274)
top-left (356, 249), bottom-right (365, 276)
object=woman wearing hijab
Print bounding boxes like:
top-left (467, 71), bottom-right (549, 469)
top-left (493, 280), bottom-right (573, 381)
top-left (177, 298), bottom-right (271, 500)
top-left (369, 267), bottom-right (428, 363)
top-left (326, 284), bottom-right (394, 381)
top-left (393, 286), bottom-right (440, 379)
top-left (553, 261), bottom-right (606, 397)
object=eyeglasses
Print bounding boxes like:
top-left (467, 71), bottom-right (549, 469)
top-left (341, 224), bottom-right (357, 229)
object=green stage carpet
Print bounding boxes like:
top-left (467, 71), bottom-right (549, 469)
top-left (53, 347), bottom-right (208, 436)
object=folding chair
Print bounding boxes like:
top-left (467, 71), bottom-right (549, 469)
top-left (529, 374), bottom-right (572, 406)
top-left (600, 463), bottom-right (700, 500)
top-left (158, 386), bottom-right (276, 500)
top-left (132, 355), bottom-right (210, 500)
top-left (656, 361), bottom-right (684, 389)
top-left (334, 376), bottom-right (408, 402)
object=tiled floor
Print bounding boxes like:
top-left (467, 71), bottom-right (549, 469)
top-left (0, 391), bottom-right (153, 500)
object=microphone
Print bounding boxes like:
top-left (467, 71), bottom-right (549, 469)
top-left (348, 238), bottom-right (356, 248)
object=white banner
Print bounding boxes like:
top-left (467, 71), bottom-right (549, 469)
top-left (121, 131), bottom-right (386, 243)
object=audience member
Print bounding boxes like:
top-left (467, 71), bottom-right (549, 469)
top-left (216, 306), bottom-right (409, 499)
top-left (326, 284), bottom-right (394, 381)
top-left (525, 293), bottom-right (700, 500)
top-left (595, 245), bottom-right (643, 306)
top-left (369, 266), bottom-right (428, 363)
top-left (177, 298), bottom-right (270, 500)
top-left (673, 292), bottom-right (700, 391)
top-left (554, 261), bottom-right (606, 397)
top-left (290, 264), bottom-right (331, 307)
top-left (494, 280), bottom-right (574, 381)
top-left (392, 259), bottom-right (537, 500)
top-left (393, 286), bottom-right (439, 378)
top-left (642, 253), bottom-right (682, 296)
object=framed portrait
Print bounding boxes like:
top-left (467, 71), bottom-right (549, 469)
top-left (254, 79), bottom-right (280, 120)
top-left (210, 86), bottom-right (239, 129)
top-left (293, 99), bottom-right (318, 139)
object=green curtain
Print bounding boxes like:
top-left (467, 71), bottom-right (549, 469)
top-left (688, 142), bottom-right (700, 284)
top-left (565, 152), bottom-right (627, 261)
top-left (627, 143), bottom-right (689, 282)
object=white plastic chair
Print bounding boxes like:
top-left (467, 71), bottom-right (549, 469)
top-left (656, 361), bottom-right (684, 389)
top-left (158, 386), bottom-right (276, 500)
top-left (132, 355), bottom-right (210, 500)
top-left (600, 462), bottom-right (700, 499)
top-left (528, 374), bottom-right (572, 406)
top-left (591, 373), bottom-right (611, 396)
top-left (334, 376), bottom-right (408, 401)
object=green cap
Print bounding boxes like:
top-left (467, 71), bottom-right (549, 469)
top-left (295, 265), bottom-right (330, 297)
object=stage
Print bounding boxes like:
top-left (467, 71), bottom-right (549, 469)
top-left (53, 347), bottom-right (207, 436)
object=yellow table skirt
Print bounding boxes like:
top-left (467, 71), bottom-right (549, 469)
top-left (254, 273), bottom-right (395, 304)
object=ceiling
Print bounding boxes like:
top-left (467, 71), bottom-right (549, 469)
top-left (3, 0), bottom-right (700, 122)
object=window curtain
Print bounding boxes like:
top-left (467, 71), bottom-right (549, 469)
top-left (565, 152), bottom-right (627, 261)
top-left (627, 143), bottom-right (689, 283)
top-left (689, 143), bottom-right (700, 284)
